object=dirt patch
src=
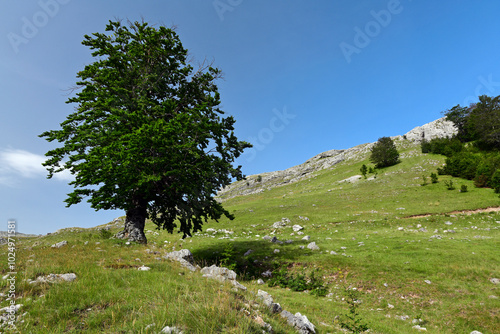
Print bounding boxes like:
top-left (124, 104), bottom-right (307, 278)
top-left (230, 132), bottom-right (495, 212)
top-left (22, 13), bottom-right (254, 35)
top-left (406, 207), bottom-right (500, 219)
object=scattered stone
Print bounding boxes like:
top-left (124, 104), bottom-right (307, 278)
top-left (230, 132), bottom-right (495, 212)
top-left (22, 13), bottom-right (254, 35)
top-left (397, 227), bottom-right (404, 231)
top-left (163, 249), bottom-right (198, 272)
top-left (281, 310), bottom-right (316, 333)
top-left (257, 290), bottom-right (282, 313)
top-left (51, 240), bottom-right (68, 248)
top-left (413, 325), bottom-right (427, 331)
top-left (274, 249), bottom-right (280, 254)
top-left (206, 228), bottom-right (216, 233)
top-left (160, 326), bottom-right (184, 334)
top-left (302, 235), bottom-right (311, 241)
top-left (387, 303), bottom-right (394, 309)
top-left (262, 270), bottom-right (272, 278)
top-left (255, 315), bottom-right (273, 333)
top-left (444, 221), bottom-right (453, 225)
top-left (28, 273), bottom-right (77, 285)
top-left (307, 242), bottom-right (320, 251)
top-left (201, 265), bottom-right (247, 291)
top-left (243, 249), bottom-right (254, 257)
top-left (138, 265), bottom-right (151, 271)
top-left (299, 216), bottom-right (309, 221)
top-left (330, 251), bottom-right (338, 255)
top-left (293, 225), bottom-right (304, 232)
top-left (490, 278), bottom-right (500, 284)
top-left (470, 331), bottom-right (483, 334)
top-left (424, 280), bottom-right (431, 285)
top-left (257, 279), bottom-right (265, 285)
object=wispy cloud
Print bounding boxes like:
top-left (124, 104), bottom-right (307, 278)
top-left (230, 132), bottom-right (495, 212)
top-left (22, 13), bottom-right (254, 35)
top-left (0, 148), bottom-right (73, 186)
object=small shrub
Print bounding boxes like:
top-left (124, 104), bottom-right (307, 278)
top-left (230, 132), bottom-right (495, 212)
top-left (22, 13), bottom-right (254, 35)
top-left (444, 180), bottom-right (456, 190)
top-left (360, 164), bottom-right (368, 179)
top-left (339, 287), bottom-right (369, 333)
top-left (268, 265), bottom-right (327, 296)
top-left (421, 174), bottom-right (428, 186)
top-left (430, 173), bottom-right (438, 184)
top-left (460, 185), bottom-right (468, 193)
top-left (219, 243), bottom-right (237, 271)
top-left (100, 229), bottom-right (113, 239)
top-left (256, 175), bottom-right (262, 182)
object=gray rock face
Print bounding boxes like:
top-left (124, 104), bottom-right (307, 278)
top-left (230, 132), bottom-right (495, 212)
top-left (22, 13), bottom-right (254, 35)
top-left (402, 117), bottom-right (457, 142)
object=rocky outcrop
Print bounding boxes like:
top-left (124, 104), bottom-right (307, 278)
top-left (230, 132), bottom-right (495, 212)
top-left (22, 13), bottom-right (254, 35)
top-left (401, 117), bottom-right (457, 142)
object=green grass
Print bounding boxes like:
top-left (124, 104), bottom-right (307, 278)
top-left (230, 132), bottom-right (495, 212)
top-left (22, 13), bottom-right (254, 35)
top-left (1, 141), bottom-right (499, 333)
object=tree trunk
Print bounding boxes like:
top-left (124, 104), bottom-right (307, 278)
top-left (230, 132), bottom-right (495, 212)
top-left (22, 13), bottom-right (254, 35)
top-left (115, 197), bottom-right (148, 244)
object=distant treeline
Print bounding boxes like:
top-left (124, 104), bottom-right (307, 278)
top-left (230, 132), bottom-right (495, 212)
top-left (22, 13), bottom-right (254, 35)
top-left (422, 94), bottom-right (500, 192)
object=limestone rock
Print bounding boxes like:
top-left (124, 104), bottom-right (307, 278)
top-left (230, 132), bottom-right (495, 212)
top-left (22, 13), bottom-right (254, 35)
top-left (307, 242), bottom-right (320, 251)
top-left (51, 240), bottom-right (68, 248)
top-left (163, 249), bottom-right (197, 272)
top-left (28, 273), bottom-right (77, 285)
top-left (201, 265), bottom-right (247, 291)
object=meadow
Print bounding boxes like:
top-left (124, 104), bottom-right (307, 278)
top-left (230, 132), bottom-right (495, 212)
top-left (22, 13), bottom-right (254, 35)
top-left (1, 141), bottom-right (499, 333)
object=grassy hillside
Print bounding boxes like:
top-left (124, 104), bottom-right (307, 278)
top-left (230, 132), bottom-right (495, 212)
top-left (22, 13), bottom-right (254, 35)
top-left (1, 140), bottom-right (499, 333)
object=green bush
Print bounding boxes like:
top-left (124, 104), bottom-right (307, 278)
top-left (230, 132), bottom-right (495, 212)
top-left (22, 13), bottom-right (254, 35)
top-left (370, 137), bottom-right (400, 168)
top-left (430, 173), bottom-right (438, 183)
top-left (443, 152), bottom-right (481, 180)
top-left (491, 169), bottom-right (500, 193)
top-left (460, 185), bottom-right (468, 193)
top-left (268, 266), bottom-right (327, 296)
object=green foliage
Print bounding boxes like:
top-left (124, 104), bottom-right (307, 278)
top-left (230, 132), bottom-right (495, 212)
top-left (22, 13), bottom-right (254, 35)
top-left (339, 287), bottom-right (369, 333)
top-left (360, 164), bottom-right (368, 178)
top-left (267, 265), bottom-right (327, 296)
top-left (219, 243), bottom-right (237, 271)
top-left (39, 20), bottom-right (251, 239)
top-left (430, 172), bottom-right (438, 184)
top-left (99, 229), bottom-right (113, 239)
top-left (369, 137), bottom-right (400, 168)
top-left (460, 185), bottom-right (468, 193)
top-left (443, 152), bottom-right (481, 180)
top-left (491, 169), bottom-right (500, 193)
top-left (420, 137), bottom-right (463, 156)
top-left (256, 175), bottom-right (262, 182)
top-left (444, 180), bottom-right (456, 190)
top-left (421, 174), bottom-right (428, 186)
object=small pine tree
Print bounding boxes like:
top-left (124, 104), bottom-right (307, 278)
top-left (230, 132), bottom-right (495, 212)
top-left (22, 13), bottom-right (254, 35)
top-left (370, 137), bottom-right (400, 168)
top-left (360, 164), bottom-right (368, 179)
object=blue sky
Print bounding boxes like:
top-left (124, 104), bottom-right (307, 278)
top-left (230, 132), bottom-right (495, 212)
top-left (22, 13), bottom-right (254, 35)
top-left (2, 0), bottom-right (500, 235)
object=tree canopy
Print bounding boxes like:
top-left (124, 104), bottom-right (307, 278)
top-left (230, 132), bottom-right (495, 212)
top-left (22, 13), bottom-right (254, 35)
top-left (370, 136), bottom-right (400, 168)
top-left (444, 94), bottom-right (500, 149)
top-left (40, 20), bottom-right (251, 243)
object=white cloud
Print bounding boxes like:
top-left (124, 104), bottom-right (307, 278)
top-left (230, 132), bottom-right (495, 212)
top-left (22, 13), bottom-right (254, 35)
top-left (0, 148), bottom-right (73, 186)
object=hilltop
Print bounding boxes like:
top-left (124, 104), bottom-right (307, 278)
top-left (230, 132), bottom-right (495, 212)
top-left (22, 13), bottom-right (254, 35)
top-left (218, 117), bottom-right (457, 200)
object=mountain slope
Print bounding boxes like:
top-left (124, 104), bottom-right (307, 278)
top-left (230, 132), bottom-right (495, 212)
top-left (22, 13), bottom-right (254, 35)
top-left (218, 117), bottom-right (457, 200)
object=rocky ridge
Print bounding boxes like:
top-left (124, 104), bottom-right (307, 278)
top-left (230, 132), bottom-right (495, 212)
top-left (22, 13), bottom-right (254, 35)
top-left (217, 117), bottom-right (457, 200)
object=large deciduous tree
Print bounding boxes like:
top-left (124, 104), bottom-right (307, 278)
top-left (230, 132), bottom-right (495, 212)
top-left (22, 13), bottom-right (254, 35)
top-left (40, 20), bottom-right (251, 243)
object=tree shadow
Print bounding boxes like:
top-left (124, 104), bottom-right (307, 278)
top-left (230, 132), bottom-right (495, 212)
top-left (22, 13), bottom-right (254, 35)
top-left (190, 237), bottom-right (313, 281)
